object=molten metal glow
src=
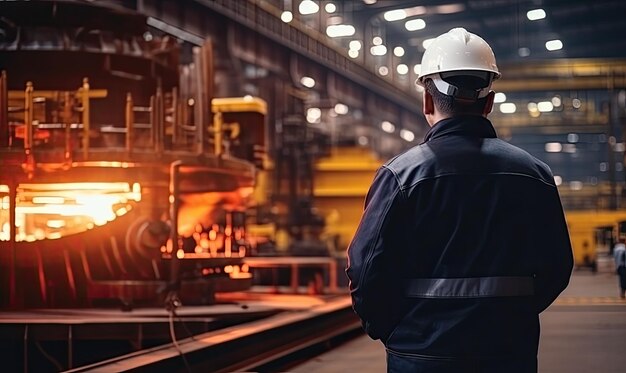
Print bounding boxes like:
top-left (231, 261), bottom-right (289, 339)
top-left (0, 182), bottom-right (141, 241)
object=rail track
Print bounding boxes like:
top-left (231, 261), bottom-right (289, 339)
top-left (64, 296), bottom-right (360, 372)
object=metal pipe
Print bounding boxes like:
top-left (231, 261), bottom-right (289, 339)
top-left (24, 82), bottom-right (33, 152)
top-left (125, 93), bottom-right (134, 153)
top-left (168, 161), bottom-right (183, 292)
top-left (213, 110), bottom-right (222, 155)
top-left (0, 70), bottom-right (8, 147)
top-left (63, 92), bottom-right (72, 162)
top-left (81, 78), bottom-right (90, 160)
top-left (149, 95), bottom-right (155, 149)
top-left (155, 86), bottom-right (164, 154)
top-left (8, 183), bottom-right (16, 308)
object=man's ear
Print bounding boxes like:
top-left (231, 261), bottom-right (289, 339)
top-left (423, 90), bottom-right (434, 115)
top-left (483, 90), bottom-right (495, 115)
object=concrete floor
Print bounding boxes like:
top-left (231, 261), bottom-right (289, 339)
top-left (292, 270), bottom-right (626, 372)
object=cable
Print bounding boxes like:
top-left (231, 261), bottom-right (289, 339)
top-left (166, 291), bottom-right (192, 373)
top-left (35, 341), bottom-right (63, 372)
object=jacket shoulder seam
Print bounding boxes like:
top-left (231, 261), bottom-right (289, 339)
top-left (404, 171), bottom-right (556, 191)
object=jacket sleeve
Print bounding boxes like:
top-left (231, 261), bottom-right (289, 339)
top-left (534, 186), bottom-right (574, 313)
top-left (346, 166), bottom-right (406, 341)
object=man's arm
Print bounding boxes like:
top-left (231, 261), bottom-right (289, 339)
top-left (534, 186), bottom-right (574, 313)
top-left (346, 166), bottom-right (405, 341)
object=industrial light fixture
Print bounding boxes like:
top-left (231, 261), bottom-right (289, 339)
top-left (537, 101), bottom-right (554, 112)
top-left (413, 64), bottom-right (421, 75)
top-left (281, 11), bottom-right (293, 23)
top-left (393, 46), bottom-right (405, 57)
top-left (381, 121), bottom-right (395, 133)
top-left (397, 64), bottom-right (409, 75)
top-left (499, 103), bottom-right (516, 114)
top-left (400, 129), bottom-right (415, 142)
top-left (553, 175), bottom-right (562, 186)
top-left (545, 39), bottom-right (563, 51)
top-left (527, 9), bottom-right (546, 21)
top-left (405, 19), bottom-right (426, 31)
top-left (494, 92), bottom-right (506, 103)
top-left (384, 9), bottom-right (407, 22)
top-left (545, 142), bottom-right (562, 152)
top-left (326, 24), bottom-right (356, 37)
top-left (325, 3), bottom-right (336, 13)
top-left (370, 45), bottom-right (387, 56)
top-left (300, 76), bottom-right (316, 88)
top-left (372, 36), bottom-right (383, 45)
top-left (348, 49), bottom-right (359, 58)
top-left (334, 103), bottom-right (349, 115)
top-left (349, 40), bottom-right (362, 51)
top-left (378, 66), bottom-right (389, 76)
top-left (299, 0), bottom-right (319, 15)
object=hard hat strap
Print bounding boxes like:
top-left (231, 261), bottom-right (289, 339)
top-left (430, 74), bottom-right (491, 100)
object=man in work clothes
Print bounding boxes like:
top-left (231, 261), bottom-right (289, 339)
top-left (614, 239), bottom-right (626, 298)
top-left (346, 28), bottom-right (573, 373)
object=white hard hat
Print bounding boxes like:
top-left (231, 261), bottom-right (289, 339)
top-left (416, 28), bottom-right (500, 99)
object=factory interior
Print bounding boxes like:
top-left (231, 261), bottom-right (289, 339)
top-left (1, 0), bottom-right (625, 372)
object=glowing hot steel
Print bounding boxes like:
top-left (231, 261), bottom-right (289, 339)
top-left (0, 182), bottom-right (142, 241)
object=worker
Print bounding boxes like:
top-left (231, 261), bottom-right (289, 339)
top-left (346, 28), bottom-right (573, 373)
top-left (614, 238), bottom-right (626, 298)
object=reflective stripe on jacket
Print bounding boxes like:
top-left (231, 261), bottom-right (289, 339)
top-left (346, 115), bottom-right (573, 360)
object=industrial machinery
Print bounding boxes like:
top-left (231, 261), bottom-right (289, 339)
top-left (0, 1), bottom-right (267, 308)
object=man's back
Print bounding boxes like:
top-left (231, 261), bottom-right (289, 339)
top-left (382, 116), bottom-right (570, 357)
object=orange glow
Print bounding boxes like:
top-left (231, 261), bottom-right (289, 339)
top-left (176, 249), bottom-right (185, 259)
top-left (0, 182), bottom-right (141, 241)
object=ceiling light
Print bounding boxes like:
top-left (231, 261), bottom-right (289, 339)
top-left (569, 181), bottom-right (583, 191)
top-left (494, 92), bottom-right (506, 103)
top-left (527, 9), bottom-right (546, 21)
top-left (299, 0), bottom-right (319, 15)
top-left (326, 24), bottom-right (356, 37)
top-left (552, 96), bottom-right (562, 107)
top-left (373, 36), bottom-right (383, 45)
top-left (348, 49), bottom-right (359, 58)
top-left (567, 133), bottom-right (579, 143)
top-left (422, 38), bottom-right (435, 50)
top-left (400, 129), bottom-right (415, 142)
top-left (325, 3), bottom-right (336, 13)
top-left (381, 121), bottom-right (395, 133)
top-left (393, 46), bottom-right (405, 57)
top-left (572, 98), bottom-right (581, 109)
top-left (281, 11), bottom-right (293, 23)
top-left (405, 19), bottom-right (426, 31)
top-left (370, 45), bottom-right (387, 56)
top-left (518, 47), bottom-right (530, 57)
top-left (413, 64), bottom-right (421, 75)
top-left (537, 101), bottom-right (554, 112)
top-left (349, 40), bottom-right (362, 51)
top-left (384, 9), bottom-right (407, 22)
top-left (499, 103), bottom-right (516, 114)
top-left (334, 103), bottom-right (349, 115)
top-left (545, 39), bottom-right (563, 51)
top-left (306, 107), bottom-right (321, 123)
top-left (363, 0), bottom-right (377, 4)
top-left (554, 175), bottom-right (562, 186)
top-left (300, 76), bottom-right (315, 88)
top-left (397, 64), bottom-right (409, 75)
top-left (545, 142), bottom-right (562, 152)
top-left (378, 66), bottom-right (389, 76)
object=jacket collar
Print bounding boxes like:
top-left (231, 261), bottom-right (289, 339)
top-left (422, 115), bottom-right (498, 143)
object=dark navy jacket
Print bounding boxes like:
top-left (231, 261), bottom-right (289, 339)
top-left (346, 115), bottom-right (573, 360)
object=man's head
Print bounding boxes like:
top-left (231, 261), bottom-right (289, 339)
top-left (416, 28), bottom-right (500, 126)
